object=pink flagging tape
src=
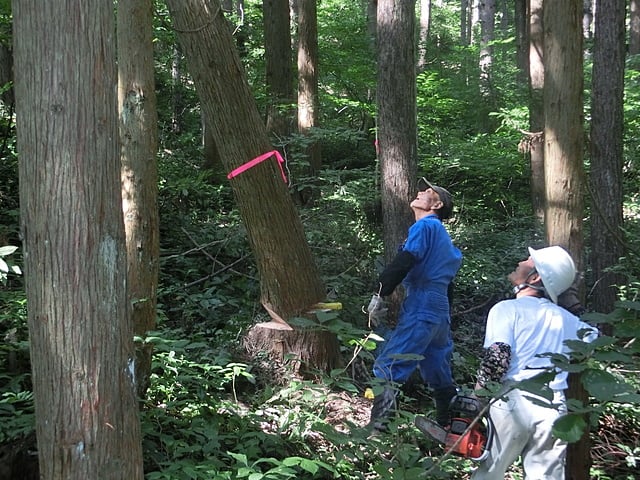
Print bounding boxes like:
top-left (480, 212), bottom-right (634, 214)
top-left (227, 150), bottom-right (287, 183)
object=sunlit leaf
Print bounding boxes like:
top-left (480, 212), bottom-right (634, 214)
top-left (553, 413), bottom-right (586, 442)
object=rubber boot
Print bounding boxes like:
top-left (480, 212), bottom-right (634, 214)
top-left (368, 387), bottom-right (397, 432)
top-left (433, 385), bottom-right (458, 426)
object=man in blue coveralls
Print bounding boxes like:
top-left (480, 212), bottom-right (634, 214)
top-left (367, 178), bottom-right (463, 431)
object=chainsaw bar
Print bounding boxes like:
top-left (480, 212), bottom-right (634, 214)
top-left (414, 415), bottom-right (448, 444)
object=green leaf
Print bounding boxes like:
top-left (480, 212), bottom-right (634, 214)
top-left (593, 350), bottom-right (632, 363)
top-left (614, 317), bottom-right (640, 338)
top-left (516, 371), bottom-right (556, 400)
top-left (553, 413), bottom-right (586, 442)
top-left (287, 316), bottom-right (318, 328)
top-left (581, 369), bottom-right (634, 402)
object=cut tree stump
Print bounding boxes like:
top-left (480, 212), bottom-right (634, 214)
top-left (243, 320), bottom-right (342, 379)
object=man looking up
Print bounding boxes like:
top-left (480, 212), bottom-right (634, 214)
top-left (471, 246), bottom-right (598, 479)
top-left (367, 178), bottom-right (462, 431)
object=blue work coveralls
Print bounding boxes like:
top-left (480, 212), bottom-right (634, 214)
top-left (373, 214), bottom-right (462, 390)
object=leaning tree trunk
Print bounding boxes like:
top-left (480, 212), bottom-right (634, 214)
top-left (165, 0), bottom-right (339, 375)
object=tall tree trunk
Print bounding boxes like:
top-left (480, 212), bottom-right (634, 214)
top-left (514, 0), bottom-right (527, 80)
top-left (582, 0), bottom-right (593, 39)
top-left (264, 0), bottom-right (294, 138)
top-left (543, 2), bottom-right (588, 478)
top-left (117, 0), bottom-right (160, 399)
top-left (297, 0), bottom-right (321, 173)
top-left (417, 0), bottom-right (432, 71)
top-left (478, 0), bottom-right (496, 102)
top-left (170, 45), bottom-right (183, 133)
top-left (13, 0), bottom-right (144, 477)
top-left (368, 0), bottom-right (378, 51)
top-left (165, 0), bottom-right (337, 374)
top-left (529, 0), bottom-right (545, 223)
top-left (377, 0), bottom-right (417, 320)
top-left (470, 0), bottom-right (480, 43)
top-left (0, 42), bottom-right (13, 107)
top-left (630, 0), bottom-right (640, 57)
top-left (590, 0), bottom-right (626, 319)
top-left (461, 0), bottom-right (470, 45)
top-left (543, 0), bottom-right (585, 268)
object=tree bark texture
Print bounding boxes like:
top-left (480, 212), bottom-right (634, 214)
top-left (528, 0), bottom-right (545, 223)
top-left (478, 0), bottom-right (496, 99)
top-left (544, 3), bottom-right (588, 478)
top-left (297, 0), bottom-right (322, 172)
top-left (264, 0), bottom-right (294, 138)
top-left (377, 0), bottom-right (417, 264)
top-left (589, 0), bottom-right (626, 317)
top-left (244, 320), bottom-right (341, 378)
top-left (514, 0), bottom-right (527, 80)
top-left (461, 0), bottom-right (470, 45)
top-left (631, 0), bottom-right (640, 56)
top-left (117, 0), bottom-right (160, 399)
top-left (0, 42), bottom-right (13, 107)
top-left (417, 0), bottom-right (431, 72)
top-left (13, 0), bottom-right (144, 478)
top-left (543, 0), bottom-right (585, 270)
top-left (165, 0), bottom-right (325, 320)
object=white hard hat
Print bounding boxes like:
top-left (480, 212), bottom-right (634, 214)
top-left (528, 246), bottom-right (576, 303)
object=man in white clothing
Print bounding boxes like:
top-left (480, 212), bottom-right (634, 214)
top-left (471, 246), bottom-right (598, 480)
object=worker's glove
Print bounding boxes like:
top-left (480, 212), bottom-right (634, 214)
top-left (367, 294), bottom-right (388, 328)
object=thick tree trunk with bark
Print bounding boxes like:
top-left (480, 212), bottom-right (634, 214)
top-left (543, 2), bottom-right (589, 478)
top-left (478, 0), bottom-right (496, 101)
top-left (117, 0), bottom-right (160, 399)
top-left (0, 42), bottom-right (13, 107)
top-left (377, 0), bottom-right (417, 262)
top-left (244, 319), bottom-right (341, 378)
top-left (590, 0), bottom-right (626, 318)
top-left (543, 0), bottom-right (585, 268)
top-left (377, 0), bottom-right (417, 320)
top-left (165, 0), bottom-right (336, 373)
top-left (461, 0), bottom-right (470, 45)
top-left (264, 0), bottom-right (294, 138)
top-left (514, 0), bottom-right (527, 80)
top-left (13, 0), bottom-right (144, 477)
top-left (417, 0), bottom-right (431, 72)
top-left (631, 0), bottom-right (640, 57)
top-left (528, 0), bottom-right (545, 223)
top-left (297, 0), bottom-right (321, 173)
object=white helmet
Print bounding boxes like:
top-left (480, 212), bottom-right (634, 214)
top-left (528, 246), bottom-right (576, 303)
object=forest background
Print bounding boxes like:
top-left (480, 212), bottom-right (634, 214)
top-left (0, 0), bottom-right (639, 479)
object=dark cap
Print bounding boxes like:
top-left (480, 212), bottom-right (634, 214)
top-left (418, 177), bottom-right (454, 219)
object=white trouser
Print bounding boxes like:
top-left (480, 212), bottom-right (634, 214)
top-left (471, 388), bottom-right (567, 480)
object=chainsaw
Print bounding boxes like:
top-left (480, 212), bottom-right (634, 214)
top-left (414, 395), bottom-right (493, 462)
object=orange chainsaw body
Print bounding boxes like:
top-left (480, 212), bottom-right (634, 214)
top-left (414, 395), bottom-right (492, 461)
top-left (445, 417), bottom-right (487, 459)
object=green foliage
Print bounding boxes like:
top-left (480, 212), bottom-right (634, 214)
top-left (0, 289), bottom-right (32, 445)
